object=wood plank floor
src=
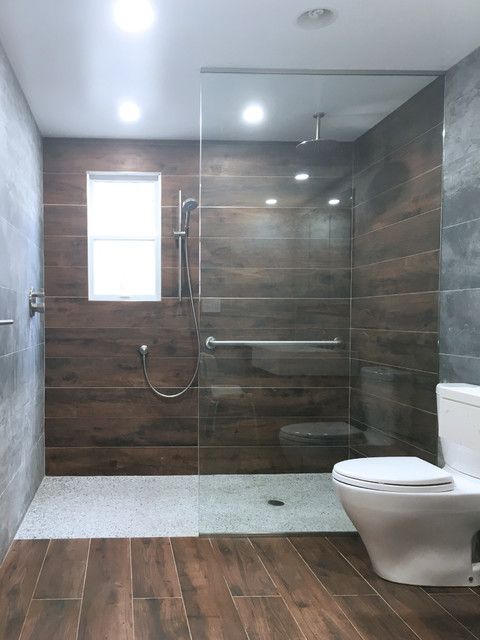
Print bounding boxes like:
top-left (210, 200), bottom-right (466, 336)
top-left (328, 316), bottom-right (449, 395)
top-left (0, 535), bottom-right (479, 640)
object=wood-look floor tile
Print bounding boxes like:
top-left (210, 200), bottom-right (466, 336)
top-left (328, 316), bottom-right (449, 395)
top-left (329, 536), bottom-right (478, 640)
top-left (133, 599), bottom-right (190, 640)
top-left (211, 537), bottom-right (278, 596)
top-left (34, 539), bottom-right (89, 599)
top-left (431, 594), bottom-right (480, 638)
top-left (77, 538), bottom-right (133, 640)
top-left (335, 595), bottom-right (419, 640)
top-left (0, 539), bottom-right (49, 640)
top-left (171, 537), bottom-right (248, 640)
top-left (234, 595), bottom-right (305, 640)
top-left (290, 536), bottom-right (374, 596)
top-left (251, 538), bottom-right (362, 640)
top-left (19, 600), bottom-right (81, 640)
top-left (131, 538), bottom-right (181, 598)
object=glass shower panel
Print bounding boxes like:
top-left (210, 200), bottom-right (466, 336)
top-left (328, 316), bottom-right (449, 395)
top-left (198, 71), bottom-right (439, 535)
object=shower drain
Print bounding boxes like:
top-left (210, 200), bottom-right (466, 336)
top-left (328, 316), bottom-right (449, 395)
top-left (268, 499), bottom-right (285, 506)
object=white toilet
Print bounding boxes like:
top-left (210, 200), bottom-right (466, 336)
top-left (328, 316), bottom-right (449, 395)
top-left (332, 383), bottom-right (480, 586)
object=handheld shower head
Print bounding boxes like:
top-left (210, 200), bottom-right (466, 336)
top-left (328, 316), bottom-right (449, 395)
top-left (182, 198), bottom-right (198, 214)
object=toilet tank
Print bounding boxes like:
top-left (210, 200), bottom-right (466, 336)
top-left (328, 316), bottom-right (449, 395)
top-left (437, 383), bottom-right (480, 478)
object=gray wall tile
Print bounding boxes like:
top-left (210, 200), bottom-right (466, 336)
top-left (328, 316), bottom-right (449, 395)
top-left (0, 41), bottom-right (43, 560)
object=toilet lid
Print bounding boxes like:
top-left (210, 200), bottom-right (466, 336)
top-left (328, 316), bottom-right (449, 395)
top-left (333, 457), bottom-right (454, 493)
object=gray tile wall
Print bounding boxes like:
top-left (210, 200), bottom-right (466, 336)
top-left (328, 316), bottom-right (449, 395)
top-left (440, 46), bottom-right (480, 383)
top-left (0, 42), bottom-right (44, 559)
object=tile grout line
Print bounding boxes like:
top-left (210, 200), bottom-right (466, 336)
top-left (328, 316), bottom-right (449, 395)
top-left (168, 538), bottom-right (194, 640)
top-left (74, 538), bottom-right (91, 640)
top-left (283, 537), bottom-right (370, 640)
top-left (246, 537), bottom-right (308, 640)
top-left (16, 539), bottom-right (51, 640)
top-left (353, 208), bottom-right (441, 241)
top-left (422, 591), bottom-right (480, 639)
top-left (129, 539), bottom-right (135, 640)
top-left (325, 538), bottom-right (425, 640)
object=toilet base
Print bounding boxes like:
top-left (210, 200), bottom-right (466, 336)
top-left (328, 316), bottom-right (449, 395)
top-left (334, 478), bottom-right (480, 587)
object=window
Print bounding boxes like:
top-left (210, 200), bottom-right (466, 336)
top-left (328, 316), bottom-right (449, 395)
top-left (87, 172), bottom-right (162, 301)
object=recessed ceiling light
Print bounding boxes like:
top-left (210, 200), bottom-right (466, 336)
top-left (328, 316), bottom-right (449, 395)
top-left (265, 198), bottom-right (278, 206)
top-left (296, 8), bottom-right (337, 30)
top-left (295, 173), bottom-right (310, 181)
top-left (118, 101), bottom-right (141, 123)
top-left (242, 104), bottom-right (264, 125)
top-left (113, 0), bottom-right (155, 33)
top-left (328, 198), bottom-right (340, 206)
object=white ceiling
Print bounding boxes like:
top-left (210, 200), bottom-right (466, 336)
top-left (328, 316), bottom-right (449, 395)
top-left (0, 0), bottom-right (479, 140)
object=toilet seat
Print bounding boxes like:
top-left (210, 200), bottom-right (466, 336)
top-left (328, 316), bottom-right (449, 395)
top-left (333, 456), bottom-right (454, 493)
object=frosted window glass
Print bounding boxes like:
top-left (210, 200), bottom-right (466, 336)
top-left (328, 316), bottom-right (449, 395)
top-left (89, 178), bottom-right (159, 237)
top-left (92, 240), bottom-right (157, 297)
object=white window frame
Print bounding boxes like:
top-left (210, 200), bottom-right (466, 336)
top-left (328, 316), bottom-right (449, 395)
top-left (87, 171), bottom-right (162, 302)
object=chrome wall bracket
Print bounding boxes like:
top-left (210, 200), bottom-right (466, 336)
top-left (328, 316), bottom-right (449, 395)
top-left (29, 288), bottom-right (45, 316)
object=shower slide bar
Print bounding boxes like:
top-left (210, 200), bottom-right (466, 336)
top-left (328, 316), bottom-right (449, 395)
top-left (0, 319), bottom-right (14, 325)
top-left (205, 336), bottom-right (342, 350)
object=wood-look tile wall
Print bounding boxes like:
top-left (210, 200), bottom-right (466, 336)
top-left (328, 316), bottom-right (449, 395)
top-left (350, 78), bottom-right (444, 462)
top-left (199, 140), bottom-right (353, 473)
top-left (44, 139), bottom-right (200, 475)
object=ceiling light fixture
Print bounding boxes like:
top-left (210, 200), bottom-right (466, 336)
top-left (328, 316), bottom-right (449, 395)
top-left (113, 0), bottom-right (155, 33)
top-left (295, 173), bottom-right (310, 181)
top-left (265, 198), bottom-right (278, 206)
top-left (296, 8), bottom-right (337, 30)
top-left (242, 104), bottom-right (264, 125)
top-left (328, 198), bottom-right (340, 206)
top-left (118, 100), bottom-right (141, 123)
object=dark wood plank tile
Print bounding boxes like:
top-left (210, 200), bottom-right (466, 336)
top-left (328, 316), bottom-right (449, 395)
top-left (45, 417), bottom-right (197, 447)
top-left (202, 266), bottom-right (351, 299)
top-left (353, 210), bottom-right (440, 267)
top-left (334, 595), bottom-right (419, 640)
top-left (350, 329), bottom-right (438, 374)
top-left (351, 292), bottom-right (438, 332)
top-left (45, 387), bottom-right (197, 419)
top-left (45, 327), bottom-right (197, 358)
top-left (77, 538), bottom-right (133, 640)
top-left (290, 536), bottom-right (374, 596)
top-left (329, 535), bottom-right (477, 640)
top-left (430, 594), bottom-right (480, 638)
top-left (45, 266), bottom-right (87, 297)
top-left (133, 599), bottom-right (190, 640)
top-left (34, 539), bottom-right (89, 599)
top-left (354, 77), bottom-right (444, 173)
top-left (234, 595), bottom-right (305, 640)
top-left (350, 359), bottom-right (438, 414)
top-left (202, 139), bottom-right (352, 178)
top-left (45, 355), bottom-right (197, 388)
top-left (211, 538), bottom-right (278, 596)
top-left (202, 237), bottom-right (350, 269)
top-left (46, 446), bottom-right (198, 476)
top-left (353, 166), bottom-right (442, 237)
top-left (44, 235), bottom-right (87, 267)
top-left (131, 539), bottom-right (180, 598)
top-left (202, 207), bottom-right (351, 240)
top-left (19, 600), bottom-right (81, 640)
top-left (44, 205), bottom-right (87, 236)
top-left (199, 445), bottom-right (347, 474)
top-left (199, 416), bottom-right (348, 447)
top-left (44, 172), bottom-right (86, 205)
top-left (0, 539), bottom-right (49, 640)
top-left (43, 138), bottom-right (199, 174)
top-left (350, 389), bottom-right (437, 453)
top-left (171, 537), bottom-right (248, 640)
top-left (199, 387), bottom-right (348, 419)
top-left (251, 537), bottom-right (362, 640)
top-left (352, 251), bottom-right (439, 298)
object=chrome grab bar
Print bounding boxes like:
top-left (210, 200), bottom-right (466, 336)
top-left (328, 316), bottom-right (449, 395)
top-left (0, 319), bottom-right (14, 325)
top-left (205, 336), bottom-right (342, 350)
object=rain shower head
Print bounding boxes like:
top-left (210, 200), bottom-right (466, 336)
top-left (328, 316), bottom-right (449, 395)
top-left (297, 112), bottom-right (338, 154)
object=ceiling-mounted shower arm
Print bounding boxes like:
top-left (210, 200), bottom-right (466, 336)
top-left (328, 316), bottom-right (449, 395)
top-left (313, 111), bottom-right (325, 141)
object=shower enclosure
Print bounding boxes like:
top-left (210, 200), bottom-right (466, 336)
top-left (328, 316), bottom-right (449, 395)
top-left (197, 70), bottom-right (443, 534)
